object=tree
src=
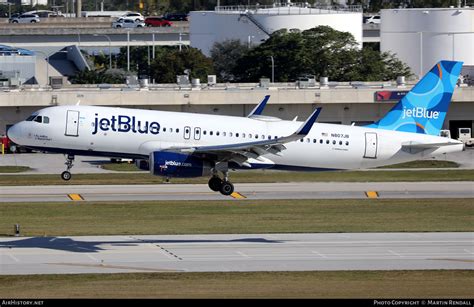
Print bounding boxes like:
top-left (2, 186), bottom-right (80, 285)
top-left (210, 39), bottom-right (249, 82)
top-left (70, 68), bottom-right (128, 84)
top-left (231, 26), bottom-right (411, 82)
top-left (149, 47), bottom-right (214, 83)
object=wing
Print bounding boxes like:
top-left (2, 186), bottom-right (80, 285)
top-left (166, 107), bottom-right (322, 167)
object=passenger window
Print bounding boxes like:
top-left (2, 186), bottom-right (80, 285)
top-left (339, 141), bottom-right (342, 145)
top-left (170, 128), bottom-right (173, 133)
top-left (163, 128), bottom-right (167, 132)
top-left (346, 141), bottom-right (349, 146)
top-left (236, 133), bottom-right (239, 137)
top-left (261, 135), bottom-right (264, 139)
top-left (223, 132), bottom-right (226, 136)
top-left (313, 139), bottom-right (317, 143)
top-left (300, 139), bottom-right (303, 142)
top-left (333, 140), bottom-right (336, 145)
top-left (176, 128), bottom-right (179, 133)
top-left (203, 130), bottom-right (207, 135)
top-left (255, 135), bottom-right (258, 139)
top-left (242, 133), bottom-right (246, 138)
top-left (216, 131), bottom-right (220, 136)
top-left (320, 139), bottom-right (323, 144)
top-left (43, 116), bottom-right (50, 124)
top-left (268, 136), bottom-right (271, 140)
top-left (249, 134), bottom-right (252, 138)
top-left (326, 140), bottom-right (330, 144)
top-left (229, 132), bottom-right (233, 137)
top-left (210, 131), bottom-right (213, 136)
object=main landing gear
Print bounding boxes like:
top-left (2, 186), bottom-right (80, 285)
top-left (61, 154), bottom-right (75, 181)
top-left (208, 172), bottom-right (234, 196)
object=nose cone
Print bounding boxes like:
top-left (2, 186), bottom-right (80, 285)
top-left (7, 123), bottom-right (22, 144)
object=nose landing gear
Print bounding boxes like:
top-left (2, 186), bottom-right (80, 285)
top-left (61, 154), bottom-right (75, 181)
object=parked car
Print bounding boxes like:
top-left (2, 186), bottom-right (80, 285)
top-left (9, 14), bottom-right (40, 23)
top-left (144, 16), bottom-right (172, 27)
top-left (121, 12), bottom-right (145, 22)
top-left (365, 15), bottom-right (380, 24)
top-left (112, 18), bottom-right (145, 28)
top-left (163, 12), bottom-right (188, 21)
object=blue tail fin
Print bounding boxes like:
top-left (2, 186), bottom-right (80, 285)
top-left (366, 60), bottom-right (463, 135)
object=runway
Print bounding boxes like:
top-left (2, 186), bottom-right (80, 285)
top-left (0, 182), bottom-right (473, 202)
top-left (0, 233), bottom-right (472, 275)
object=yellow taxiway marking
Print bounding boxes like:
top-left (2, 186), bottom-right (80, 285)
top-left (230, 192), bottom-right (247, 199)
top-left (365, 191), bottom-right (379, 199)
top-left (68, 194), bottom-right (84, 201)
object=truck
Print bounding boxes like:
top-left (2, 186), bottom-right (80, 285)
top-left (458, 128), bottom-right (474, 147)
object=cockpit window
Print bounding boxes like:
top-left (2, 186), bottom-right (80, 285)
top-left (26, 115), bottom-right (49, 124)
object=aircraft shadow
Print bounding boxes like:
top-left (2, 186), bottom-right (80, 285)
top-left (0, 236), bottom-right (283, 253)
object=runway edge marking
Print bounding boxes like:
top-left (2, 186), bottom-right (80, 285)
top-left (365, 191), bottom-right (379, 198)
top-left (68, 194), bottom-right (84, 201)
top-left (231, 192), bottom-right (247, 199)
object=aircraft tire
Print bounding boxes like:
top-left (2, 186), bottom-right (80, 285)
top-left (208, 177), bottom-right (222, 192)
top-left (219, 181), bottom-right (234, 196)
top-left (61, 171), bottom-right (72, 181)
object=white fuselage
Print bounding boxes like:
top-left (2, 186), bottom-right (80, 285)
top-left (8, 105), bottom-right (464, 171)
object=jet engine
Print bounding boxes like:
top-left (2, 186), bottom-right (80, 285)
top-left (150, 151), bottom-right (212, 178)
top-left (135, 159), bottom-right (150, 171)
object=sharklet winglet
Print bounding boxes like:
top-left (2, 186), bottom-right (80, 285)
top-left (247, 95), bottom-right (270, 117)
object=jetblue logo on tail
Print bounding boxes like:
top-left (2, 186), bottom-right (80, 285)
top-left (366, 61), bottom-right (463, 135)
top-left (402, 107), bottom-right (439, 120)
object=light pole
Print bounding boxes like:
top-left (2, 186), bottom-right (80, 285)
top-left (93, 34), bottom-right (112, 70)
top-left (269, 55), bottom-right (274, 84)
top-left (152, 33), bottom-right (155, 59)
top-left (127, 30), bottom-right (130, 72)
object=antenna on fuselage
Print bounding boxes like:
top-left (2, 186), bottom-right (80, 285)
top-left (76, 100), bottom-right (81, 106)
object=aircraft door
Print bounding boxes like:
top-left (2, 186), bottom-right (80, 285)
top-left (194, 127), bottom-right (201, 140)
top-left (184, 126), bottom-right (191, 140)
top-left (65, 110), bottom-right (80, 137)
top-left (364, 132), bottom-right (377, 159)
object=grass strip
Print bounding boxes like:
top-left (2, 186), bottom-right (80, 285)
top-left (0, 271), bottom-right (472, 298)
top-left (0, 199), bottom-right (472, 236)
top-left (0, 169), bottom-right (473, 186)
top-left (0, 166), bottom-right (31, 173)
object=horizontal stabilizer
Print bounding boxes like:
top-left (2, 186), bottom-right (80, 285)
top-left (401, 141), bottom-right (463, 149)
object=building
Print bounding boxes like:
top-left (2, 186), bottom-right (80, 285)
top-left (190, 1), bottom-right (363, 56)
top-left (381, 7), bottom-right (474, 78)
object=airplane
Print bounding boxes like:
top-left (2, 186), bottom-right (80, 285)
top-left (7, 60), bottom-right (464, 196)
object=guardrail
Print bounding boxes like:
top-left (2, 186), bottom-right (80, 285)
top-left (216, 4), bottom-right (362, 14)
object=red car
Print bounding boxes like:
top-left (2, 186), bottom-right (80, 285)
top-left (144, 17), bottom-right (172, 27)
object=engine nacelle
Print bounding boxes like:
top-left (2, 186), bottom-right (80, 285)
top-left (150, 151), bottom-right (212, 178)
top-left (135, 159), bottom-right (150, 171)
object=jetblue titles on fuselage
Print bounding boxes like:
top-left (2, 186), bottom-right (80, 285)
top-left (92, 113), bottom-right (160, 135)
